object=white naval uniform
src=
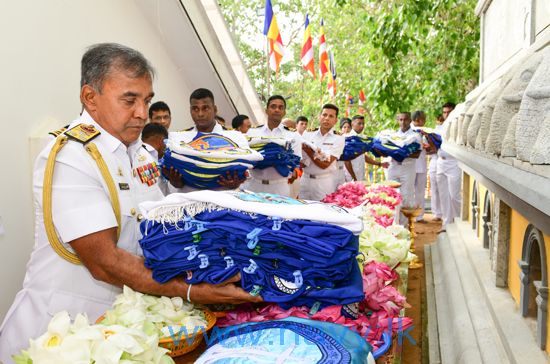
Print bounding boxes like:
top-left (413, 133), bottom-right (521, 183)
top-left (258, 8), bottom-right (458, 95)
top-left (428, 153), bottom-right (441, 219)
top-left (386, 128), bottom-right (422, 225)
top-left (436, 122), bottom-right (461, 226)
top-left (344, 130), bottom-right (367, 182)
top-left (169, 123), bottom-right (250, 193)
top-left (300, 128), bottom-right (345, 201)
top-left (414, 147), bottom-right (427, 221)
top-left (0, 111), bottom-right (164, 362)
top-left (245, 124), bottom-right (302, 197)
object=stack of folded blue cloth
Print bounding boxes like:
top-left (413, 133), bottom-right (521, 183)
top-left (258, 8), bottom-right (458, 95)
top-left (340, 136), bottom-right (375, 161)
top-left (139, 199), bottom-right (364, 309)
top-left (161, 133), bottom-right (263, 189)
top-left (370, 131), bottom-right (421, 162)
top-left (247, 136), bottom-right (301, 177)
top-left (414, 127), bottom-right (442, 149)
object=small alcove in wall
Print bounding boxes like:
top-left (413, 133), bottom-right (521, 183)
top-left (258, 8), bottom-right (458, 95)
top-left (482, 191), bottom-right (492, 249)
top-left (471, 181), bottom-right (479, 231)
top-left (519, 224), bottom-right (548, 350)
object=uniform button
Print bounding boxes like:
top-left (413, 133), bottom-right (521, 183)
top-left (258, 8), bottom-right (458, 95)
top-left (137, 214), bottom-right (144, 222)
top-left (130, 208), bottom-right (137, 216)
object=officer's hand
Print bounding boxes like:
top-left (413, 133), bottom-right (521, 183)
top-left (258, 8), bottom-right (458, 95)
top-left (218, 170), bottom-right (245, 189)
top-left (163, 166), bottom-right (184, 188)
top-left (288, 169), bottom-right (298, 184)
top-left (190, 274), bottom-right (263, 304)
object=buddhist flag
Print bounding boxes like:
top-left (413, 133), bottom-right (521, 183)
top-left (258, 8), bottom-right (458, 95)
top-left (327, 50), bottom-right (337, 98)
top-left (319, 19), bottom-right (329, 81)
top-left (263, 0), bottom-right (285, 72)
top-left (300, 14), bottom-right (315, 78)
top-left (358, 89), bottom-right (366, 105)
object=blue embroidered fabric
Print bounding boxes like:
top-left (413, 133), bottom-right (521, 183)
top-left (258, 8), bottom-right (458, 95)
top-left (161, 149), bottom-right (250, 189)
top-left (251, 143), bottom-right (301, 177)
top-left (140, 209), bottom-right (364, 308)
top-left (371, 139), bottom-right (421, 162)
top-left (340, 136), bottom-right (375, 161)
top-left (197, 317), bottom-right (372, 364)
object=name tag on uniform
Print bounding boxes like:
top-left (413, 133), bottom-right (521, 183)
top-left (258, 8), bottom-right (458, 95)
top-left (118, 183), bottom-right (130, 190)
top-left (323, 142), bottom-right (334, 146)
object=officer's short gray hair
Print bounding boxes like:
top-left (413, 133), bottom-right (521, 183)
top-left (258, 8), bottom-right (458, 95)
top-left (81, 43), bottom-right (155, 92)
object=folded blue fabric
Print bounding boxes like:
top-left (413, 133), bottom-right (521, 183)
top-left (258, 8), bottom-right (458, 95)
top-left (139, 208), bottom-right (363, 308)
top-left (371, 139), bottom-right (420, 162)
top-left (340, 136), bottom-right (375, 161)
top-left (251, 143), bottom-right (300, 177)
top-left (161, 149), bottom-right (250, 189)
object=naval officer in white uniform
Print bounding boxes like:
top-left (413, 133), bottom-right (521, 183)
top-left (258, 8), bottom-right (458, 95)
top-left (245, 95), bottom-right (302, 197)
top-left (0, 43), bottom-right (260, 362)
top-left (301, 104), bottom-right (345, 201)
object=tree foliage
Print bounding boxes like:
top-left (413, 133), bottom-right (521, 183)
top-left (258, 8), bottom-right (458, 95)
top-left (218, 0), bottom-right (479, 131)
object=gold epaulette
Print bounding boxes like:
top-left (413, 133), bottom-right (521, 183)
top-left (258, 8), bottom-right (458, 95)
top-left (180, 126), bottom-right (194, 132)
top-left (251, 124), bottom-right (264, 129)
top-left (48, 126), bottom-right (68, 138)
top-left (283, 126), bottom-right (297, 132)
top-left (334, 130), bottom-right (342, 135)
top-left (64, 124), bottom-right (101, 143)
top-left (307, 127), bottom-right (319, 132)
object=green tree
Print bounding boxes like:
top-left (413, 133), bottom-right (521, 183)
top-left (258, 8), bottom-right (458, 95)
top-left (218, 0), bottom-right (479, 131)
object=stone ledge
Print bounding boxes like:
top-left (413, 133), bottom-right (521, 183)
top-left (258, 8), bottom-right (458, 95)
top-left (427, 220), bottom-right (549, 364)
top-left (443, 144), bottom-right (550, 229)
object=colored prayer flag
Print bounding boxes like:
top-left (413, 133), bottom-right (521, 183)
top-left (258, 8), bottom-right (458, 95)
top-left (263, 0), bottom-right (285, 72)
top-left (300, 14), bottom-right (315, 78)
top-left (319, 19), bottom-right (329, 81)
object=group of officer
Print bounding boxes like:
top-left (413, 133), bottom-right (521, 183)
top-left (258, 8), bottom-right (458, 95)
top-left (0, 42), bottom-right (459, 362)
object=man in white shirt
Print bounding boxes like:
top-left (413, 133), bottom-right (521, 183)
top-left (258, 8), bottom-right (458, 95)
top-left (387, 112), bottom-right (422, 225)
top-left (246, 95), bottom-right (302, 197)
top-left (412, 110), bottom-right (428, 222)
top-left (301, 104), bottom-right (345, 201)
top-left (296, 116), bottom-right (309, 135)
top-left (0, 44), bottom-right (259, 362)
top-left (149, 101), bottom-right (172, 129)
top-left (436, 102), bottom-right (461, 232)
top-left (345, 115), bottom-right (388, 182)
top-left (167, 88), bottom-right (249, 192)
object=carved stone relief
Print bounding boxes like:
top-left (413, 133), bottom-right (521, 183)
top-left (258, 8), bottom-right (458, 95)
top-left (516, 47), bottom-right (550, 162)
top-left (486, 52), bottom-right (543, 155)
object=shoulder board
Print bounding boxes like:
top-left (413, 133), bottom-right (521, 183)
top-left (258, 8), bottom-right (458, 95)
top-left (64, 123), bottom-right (101, 144)
top-left (48, 126), bottom-right (68, 138)
top-left (307, 127), bottom-right (319, 132)
top-left (180, 126), bottom-right (194, 132)
top-left (283, 126), bottom-right (297, 132)
top-left (252, 124), bottom-right (264, 129)
top-left (221, 125), bottom-right (229, 130)
top-left (334, 130), bottom-right (342, 135)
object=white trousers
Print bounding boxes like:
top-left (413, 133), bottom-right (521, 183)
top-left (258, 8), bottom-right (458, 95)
top-left (289, 178), bottom-right (300, 199)
top-left (414, 172), bottom-right (427, 221)
top-left (300, 174), bottom-right (336, 201)
top-left (429, 169), bottom-right (442, 218)
top-left (436, 163), bottom-right (462, 226)
top-left (387, 162), bottom-right (416, 225)
top-left (245, 178), bottom-right (291, 197)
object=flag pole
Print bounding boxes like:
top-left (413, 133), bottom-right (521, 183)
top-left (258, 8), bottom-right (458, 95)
top-left (266, 38), bottom-right (271, 97)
